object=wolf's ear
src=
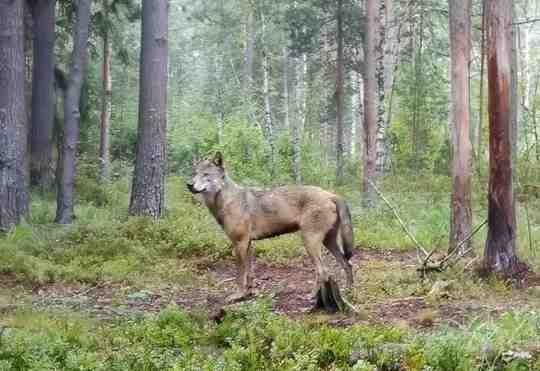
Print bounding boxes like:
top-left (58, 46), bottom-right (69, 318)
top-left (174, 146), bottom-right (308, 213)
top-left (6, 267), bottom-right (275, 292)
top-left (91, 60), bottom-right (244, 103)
top-left (213, 151), bottom-right (224, 168)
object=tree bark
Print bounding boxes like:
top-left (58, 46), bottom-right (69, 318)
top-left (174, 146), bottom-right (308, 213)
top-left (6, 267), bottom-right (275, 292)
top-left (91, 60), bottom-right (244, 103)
top-left (374, 0), bottom-right (386, 175)
top-left (0, 0), bottom-right (27, 231)
top-left (55, 0), bottom-right (91, 224)
top-left (448, 0), bottom-right (472, 254)
top-left (243, 5), bottom-right (255, 94)
top-left (283, 47), bottom-right (290, 132)
top-left (476, 0), bottom-right (486, 168)
top-left (484, 0), bottom-right (521, 276)
top-left (355, 71), bottom-right (364, 162)
top-left (363, 0), bottom-right (379, 207)
top-left (335, 0), bottom-right (345, 185)
top-left (293, 54), bottom-right (305, 184)
top-left (30, 0), bottom-right (56, 191)
top-left (261, 13), bottom-right (275, 175)
top-left (99, 0), bottom-right (112, 182)
top-left (284, 47), bottom-right (301, 184)
top-left (129, 0), bottom-right (169, 218)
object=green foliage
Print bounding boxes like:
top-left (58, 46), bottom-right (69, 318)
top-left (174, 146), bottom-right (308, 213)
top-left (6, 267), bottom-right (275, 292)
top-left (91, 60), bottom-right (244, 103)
top-left (1, 304), bottom-right (539, 370)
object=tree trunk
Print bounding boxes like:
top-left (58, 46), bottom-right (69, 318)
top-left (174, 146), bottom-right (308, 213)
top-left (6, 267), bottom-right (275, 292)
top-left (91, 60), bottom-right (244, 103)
top-left (129, 0), bottom-right (169, 218)
top-left (294, 54), bottom-right (306, 184)
top-left (283, 47), bottom-right (290, 132)
top-left (448, 0), bottom-right (472, 254)
top-left (382, 0), bottom-right (402, 171)
top-left (243, 6), bottom-right (255, 94)
top-left (534, 76), bottom-right (540, 161)
top-left (284, 47), bottom-right (301, 184)
top-left (484, 0), bottom-right (521, 276)
top-left (55, 0), bottom-right (91, 224)
top-left (363, 0), bottom-right (379, 207)
top-left (374, 0), bottom-right (386, 175)
top-left (355, 72), bottom-right (364, 162)
top-left (99, 0), bottom-right (112, 182)
top-left (0, 0), bottom-right (27, 231)
top-left (476, 0), bottom-right (486, 169)
top-left (21, 1), bottom-right (31, 216)
top-left (261, 13), bottom-right (275, 175)
top-left (335, 0), bottom-right (345, 185)
top-left (30, 0), bottom-right (56, 191)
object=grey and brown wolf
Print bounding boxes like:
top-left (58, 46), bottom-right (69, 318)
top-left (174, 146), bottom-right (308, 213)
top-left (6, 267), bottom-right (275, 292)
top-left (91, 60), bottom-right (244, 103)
top-left (187, 152), bottom-right (355, 303)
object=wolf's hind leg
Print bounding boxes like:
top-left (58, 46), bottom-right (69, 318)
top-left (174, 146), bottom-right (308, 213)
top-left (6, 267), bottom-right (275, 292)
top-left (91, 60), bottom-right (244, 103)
top-left (324, 230), bottom-right (354, 288)
top-left (302, 231), bottom-right (330, 288)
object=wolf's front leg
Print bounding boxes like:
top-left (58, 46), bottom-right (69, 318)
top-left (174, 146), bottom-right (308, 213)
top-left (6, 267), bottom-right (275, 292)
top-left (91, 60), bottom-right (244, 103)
top-left (227, 238), bottom-right (254, 303)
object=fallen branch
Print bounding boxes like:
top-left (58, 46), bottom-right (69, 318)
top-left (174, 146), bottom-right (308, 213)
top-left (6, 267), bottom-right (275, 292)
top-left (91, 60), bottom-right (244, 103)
top-left (438, 219), bottom-right (487, 267)
top-left (367, 179), bottom-right (430, 262)
top-left (418, 219), bottom-right (488, 274)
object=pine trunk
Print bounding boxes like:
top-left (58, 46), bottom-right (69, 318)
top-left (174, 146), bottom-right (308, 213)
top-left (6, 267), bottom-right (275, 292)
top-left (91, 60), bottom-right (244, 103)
top-left (335, 0), bottom-right (345, 185)
top-left (129, 0), bottom-right (169, 218)
top-left (243, 7), bottom-right (255, 94)
top-left (448, 0), bottom-right (472, 253)
top-left (374, 0), bottom-right (386, 175)
top-left (99, 7), bottom-right (112, 182)
top-left (261, 14), bottom-right (275, 175)
top-left (476, 0), bottom-right (486, 167)
top-left (0, 0), bottom-right (26, 231)
top-left (355, 72), bottom-right (364, 162)
top-left (284, 47), bottom-right (301, 184)
top-left (55, 0), bottom-right (91, 224)
top-left (30, 0), bottom-right (56, 190)
top-left (363, 0), bottom-right (379, 207)
top-left (484, 0), bottom-right (521, 276)
top-left (283, 47), bottom-right (290, 132)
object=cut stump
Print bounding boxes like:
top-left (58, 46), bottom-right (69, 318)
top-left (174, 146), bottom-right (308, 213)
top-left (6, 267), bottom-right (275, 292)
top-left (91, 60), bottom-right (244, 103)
top-left (315, 277), bottom-right (351, 313)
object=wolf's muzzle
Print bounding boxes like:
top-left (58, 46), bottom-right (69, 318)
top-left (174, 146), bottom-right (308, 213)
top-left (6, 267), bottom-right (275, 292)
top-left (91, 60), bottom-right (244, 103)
top-left (186, 182), bottom-right (201, 194)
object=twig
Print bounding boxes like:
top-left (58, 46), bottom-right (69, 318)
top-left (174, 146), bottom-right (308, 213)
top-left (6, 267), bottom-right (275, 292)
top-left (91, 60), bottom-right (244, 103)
top-left (464, 256), bottom-right (479, 270)
top-left (367, 179), bottom-right (429, 261)
top-left (439, 219), bottom-right (488, 267)
top-left (217, 277), bottom-right (236, 286)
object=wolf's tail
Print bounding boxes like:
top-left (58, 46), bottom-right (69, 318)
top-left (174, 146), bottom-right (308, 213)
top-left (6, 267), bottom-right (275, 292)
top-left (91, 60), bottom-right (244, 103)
top-left (335, 199), bottom-right (354, 260)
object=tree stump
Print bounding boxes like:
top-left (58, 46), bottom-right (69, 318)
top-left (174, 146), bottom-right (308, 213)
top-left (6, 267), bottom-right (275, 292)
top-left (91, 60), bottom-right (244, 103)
top-left (315, 277), bottom-right (349, 313)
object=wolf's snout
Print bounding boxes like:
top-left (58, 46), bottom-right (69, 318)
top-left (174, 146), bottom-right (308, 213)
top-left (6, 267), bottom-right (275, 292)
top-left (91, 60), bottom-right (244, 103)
top-left (186, 181), bottom-right (195, 192)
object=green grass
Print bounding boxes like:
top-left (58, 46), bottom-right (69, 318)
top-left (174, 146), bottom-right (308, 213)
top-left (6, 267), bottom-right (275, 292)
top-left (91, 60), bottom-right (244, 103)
top-left (1, 169), bottom-right (540, 370)
top-left (1, 171), bottom-right (539, 286)
top-left (0, 302), bottom-right (539, 370)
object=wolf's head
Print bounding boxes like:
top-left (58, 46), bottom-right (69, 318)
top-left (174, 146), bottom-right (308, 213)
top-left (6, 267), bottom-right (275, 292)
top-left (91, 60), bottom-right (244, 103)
top-left (187, 152), bottom-right (226, 194)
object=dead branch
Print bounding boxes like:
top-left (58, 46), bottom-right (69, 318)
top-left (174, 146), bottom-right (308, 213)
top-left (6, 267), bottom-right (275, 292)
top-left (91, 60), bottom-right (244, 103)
top-left (367, 179), bottom-right (430, 261)
top-left (418, 219), bottom-right (487, 275)
top-left (439, 219), bottom-right (487, 267)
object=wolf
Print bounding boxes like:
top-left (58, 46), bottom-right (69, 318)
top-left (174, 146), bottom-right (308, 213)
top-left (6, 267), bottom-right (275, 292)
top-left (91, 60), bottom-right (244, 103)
top-left (187, 152), bottom-right (355, 303)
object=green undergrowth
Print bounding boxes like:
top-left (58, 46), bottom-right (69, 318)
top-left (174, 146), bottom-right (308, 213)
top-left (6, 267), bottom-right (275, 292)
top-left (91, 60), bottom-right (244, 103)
top-left (0, 172), bottom-right (539, 286)
top-left (0, 301), bottom-right (539, 370)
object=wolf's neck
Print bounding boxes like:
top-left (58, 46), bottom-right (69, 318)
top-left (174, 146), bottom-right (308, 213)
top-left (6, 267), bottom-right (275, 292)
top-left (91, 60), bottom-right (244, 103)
top-left (203, 175), bottom-right (241, 224)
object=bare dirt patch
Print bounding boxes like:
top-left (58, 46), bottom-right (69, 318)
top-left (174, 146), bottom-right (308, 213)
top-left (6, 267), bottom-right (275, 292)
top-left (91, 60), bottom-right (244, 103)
top-left (1, 248), bottom-right (537, 330)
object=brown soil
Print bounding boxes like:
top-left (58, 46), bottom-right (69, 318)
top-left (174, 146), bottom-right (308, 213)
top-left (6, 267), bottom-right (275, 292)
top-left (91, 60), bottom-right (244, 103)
top-left (1, 248), bottom-right (537, 330)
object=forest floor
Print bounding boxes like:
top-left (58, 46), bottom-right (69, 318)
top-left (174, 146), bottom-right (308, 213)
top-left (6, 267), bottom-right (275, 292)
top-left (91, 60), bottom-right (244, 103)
top-left (2, 247), bottom-right (539, 332)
